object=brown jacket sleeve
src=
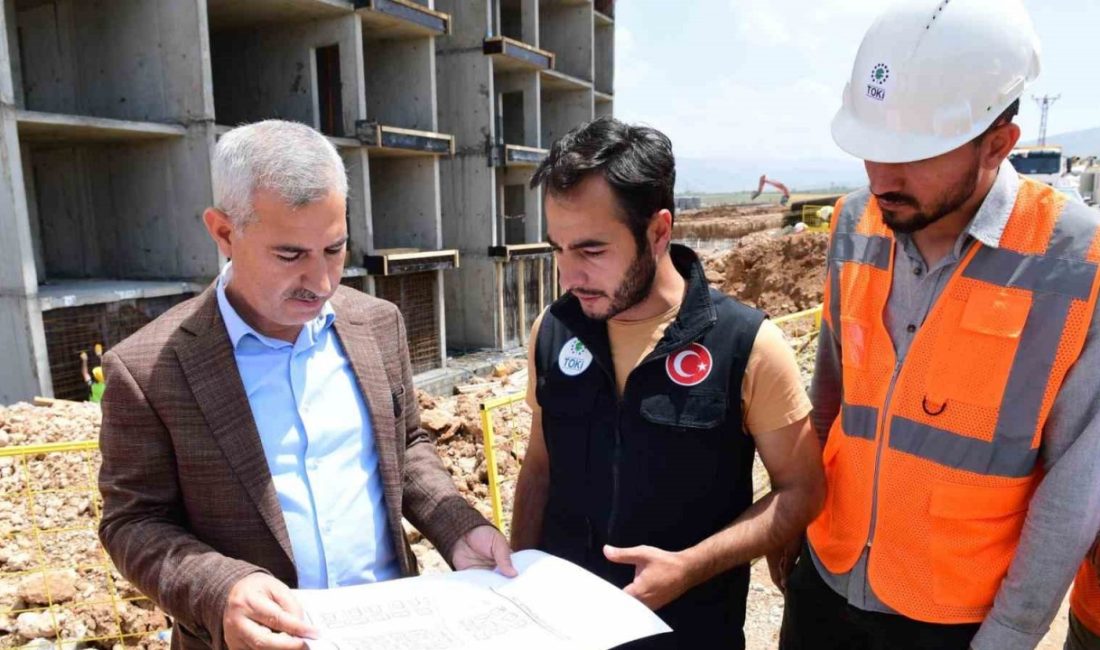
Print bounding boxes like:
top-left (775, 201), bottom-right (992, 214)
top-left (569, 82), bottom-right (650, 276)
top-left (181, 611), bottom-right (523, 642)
top-left (389, 310), bottom-right (488, 563)
top-left (97, 351), bottom-right (262, 649)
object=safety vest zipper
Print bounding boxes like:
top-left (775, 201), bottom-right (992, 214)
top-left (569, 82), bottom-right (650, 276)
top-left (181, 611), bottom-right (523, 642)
top-left (866, 358), bottom-right (902, 550)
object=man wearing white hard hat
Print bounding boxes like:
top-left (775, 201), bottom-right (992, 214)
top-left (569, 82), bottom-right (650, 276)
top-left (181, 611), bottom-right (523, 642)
top-left (774, 1), bottom-right (1100, 648)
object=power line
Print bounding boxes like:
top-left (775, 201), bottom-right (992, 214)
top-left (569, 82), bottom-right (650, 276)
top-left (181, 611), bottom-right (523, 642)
top-left (1032, 94), bottom-right (1061, 146)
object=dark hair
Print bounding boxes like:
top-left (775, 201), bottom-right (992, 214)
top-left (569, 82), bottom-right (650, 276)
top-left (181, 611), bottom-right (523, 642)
top-left (531, 116), bottom-right (676, 250)
top-left (977, 98), bottom-right (1020, 140)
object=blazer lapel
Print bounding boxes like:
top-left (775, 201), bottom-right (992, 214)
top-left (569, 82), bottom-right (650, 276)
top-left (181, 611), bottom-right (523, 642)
top-left (176, 288), bottom-right (296, 566)
top-left (330, 296), bottom-right (406, 566)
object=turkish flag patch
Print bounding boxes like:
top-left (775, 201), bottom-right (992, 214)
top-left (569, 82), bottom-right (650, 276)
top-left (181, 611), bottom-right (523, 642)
top-left (665, 342), bottom-right (714, 387)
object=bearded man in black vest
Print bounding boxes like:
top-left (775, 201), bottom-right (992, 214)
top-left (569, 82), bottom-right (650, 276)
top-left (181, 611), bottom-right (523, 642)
top-left (510, 116), bottom-right (826, 649)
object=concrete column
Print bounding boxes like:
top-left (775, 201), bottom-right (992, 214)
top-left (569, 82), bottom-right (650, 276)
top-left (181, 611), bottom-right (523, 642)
top-left (0, 5), bottom-right (50, 401)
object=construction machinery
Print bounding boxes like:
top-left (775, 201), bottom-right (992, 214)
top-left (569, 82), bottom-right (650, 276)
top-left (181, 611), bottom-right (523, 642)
top-left (750, 174), bottom-right (791, 206)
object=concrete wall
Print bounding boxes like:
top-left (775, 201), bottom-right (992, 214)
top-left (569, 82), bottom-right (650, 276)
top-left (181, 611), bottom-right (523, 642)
top-left (370, 156), bottom-right (442, 251)
top-left (499, 166), bottom-right (541, 243)
top-left (24, 132), bottom-right (217, 281)
top-left (16, 0), bottom-right (209, 122)
top-left (595, 22), bottom-right (614, 95)
top-left (437, 0), bottom-right (497, 254)
top-left (542, 88), bottom-right (592, 147)
top-left (343, 148), bottom-right (375, 266)
top-left (539, 2), bottom-right (592, 81)
top-left (364, 36), bottom-right (437, 131)
top-left (495, 71), bottom-right (540, 148)
top-left (211, 15), bottom-right (361, 136)
top-left (0, 3), bottom-right (50, 401)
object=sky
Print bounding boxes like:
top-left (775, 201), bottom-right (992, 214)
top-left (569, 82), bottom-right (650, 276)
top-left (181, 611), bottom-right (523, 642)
top-left (613, 1), bottom-right (1100, 191)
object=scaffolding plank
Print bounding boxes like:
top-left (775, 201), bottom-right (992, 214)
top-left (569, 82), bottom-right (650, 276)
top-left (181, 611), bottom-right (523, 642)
top-left (364, 249), bottom-right (460, 276)
top-left (37, 280), bottom-right (205, 312)
top-left (357, 0), bottom-right (449, 38)
top-left (16, 111), bottom-right (186, 144)
top-left (496, 144), bottom-right (548, 168)
top-left (487, 243), bottom-right (554, 261)
top-left (356, 122), bottom-right (455, 157)
top-left (483, 37), bottom-right (554, 73)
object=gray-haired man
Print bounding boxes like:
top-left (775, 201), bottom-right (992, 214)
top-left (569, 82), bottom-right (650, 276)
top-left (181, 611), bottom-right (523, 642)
top-left (98, 120), bottom-right (514, 650)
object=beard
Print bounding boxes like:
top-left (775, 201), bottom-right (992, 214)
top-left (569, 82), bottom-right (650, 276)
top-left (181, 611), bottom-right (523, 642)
top-left (879, 163), bottom-right (981, 235)
top-left (575, 242), bottom-right (658, 321)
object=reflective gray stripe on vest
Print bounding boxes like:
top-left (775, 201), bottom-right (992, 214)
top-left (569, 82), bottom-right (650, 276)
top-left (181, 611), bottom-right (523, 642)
top-left (826, 190), bottom-right (877, 333)
top-left (889, 416), bottom-right (1039, 478)
top-left (831, 234), bottom-right (893, 270)
top-left (962, 250), bottom-right (1096, 300)
top-left (1048, 200), bottom-right (1100, 260)
top-left (842, 403), bottom-right (878, 440)
top-left (963, 200), bottom-right (1100, 299)
top-left (834, 189), bottom-right (870, 233)
top-left (890, 200), bottom-right (1100, 478)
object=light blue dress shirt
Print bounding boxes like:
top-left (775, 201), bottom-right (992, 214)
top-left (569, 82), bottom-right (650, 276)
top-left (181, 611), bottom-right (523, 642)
top-left (215, 264), bottom-right (400, 589)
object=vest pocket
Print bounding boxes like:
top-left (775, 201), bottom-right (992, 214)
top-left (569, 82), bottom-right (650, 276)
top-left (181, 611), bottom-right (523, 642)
top-left (925, 288), bottom-right (1030, 409)
top-left (928, 479), bottom-right (1033, 609)
top-left (840, 316), bottom-right (869, 370)
top-left (639, 388), bottom-right (726, 430)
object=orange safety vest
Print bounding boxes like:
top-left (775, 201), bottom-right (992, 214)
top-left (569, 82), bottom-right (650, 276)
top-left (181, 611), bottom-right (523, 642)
top-left (807, 179), bottom-right (1100, 624)
top-left (1072, 544), bottom-right (1100, 635)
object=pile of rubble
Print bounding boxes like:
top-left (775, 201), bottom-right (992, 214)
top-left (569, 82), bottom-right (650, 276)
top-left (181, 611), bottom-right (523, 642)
top-left (409, 360), bottom-right (532, 573)
top-left (0, 402), bottom-right (168, 649)
top-left (703, 230), bottom-right (830, 319)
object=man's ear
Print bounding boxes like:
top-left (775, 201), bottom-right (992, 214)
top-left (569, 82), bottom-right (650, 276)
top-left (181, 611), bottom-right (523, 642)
top-left (203, 208), bottom-right (236, 259)
top-left (650, 209), bottom-right (674, 255)
top-left (984, 122), bottom-right (1021, 170)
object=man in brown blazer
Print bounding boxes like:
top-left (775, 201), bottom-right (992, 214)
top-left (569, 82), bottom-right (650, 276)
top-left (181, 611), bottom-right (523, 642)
top-left (98, 120), bottom-right (514, 650)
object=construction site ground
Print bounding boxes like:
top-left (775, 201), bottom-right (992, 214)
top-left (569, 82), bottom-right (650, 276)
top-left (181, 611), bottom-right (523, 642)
top-left (0, 201), bottom-right (1070, 648)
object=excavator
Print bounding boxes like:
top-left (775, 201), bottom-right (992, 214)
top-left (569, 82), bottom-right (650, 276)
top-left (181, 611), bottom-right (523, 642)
top-left (750, 174), bottom-right (791, 206)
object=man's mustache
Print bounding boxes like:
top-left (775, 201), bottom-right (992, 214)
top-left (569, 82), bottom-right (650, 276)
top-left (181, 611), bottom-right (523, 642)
top-left (875, 192), bottom-right (919, 208)
top-left (286, 288), bottom-right (323, 301)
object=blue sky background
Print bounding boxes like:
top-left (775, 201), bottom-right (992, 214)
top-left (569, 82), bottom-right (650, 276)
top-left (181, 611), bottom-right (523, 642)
top-left (613, 1), bottom-right (1100, 192)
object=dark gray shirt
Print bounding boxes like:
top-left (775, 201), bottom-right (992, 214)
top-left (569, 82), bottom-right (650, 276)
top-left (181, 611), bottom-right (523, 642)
top-left (809, 161), bottom-right (1100, 649)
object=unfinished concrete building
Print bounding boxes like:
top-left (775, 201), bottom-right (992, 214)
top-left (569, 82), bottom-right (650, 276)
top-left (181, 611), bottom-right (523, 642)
top-left (0, 0), bottom-right (612, 403)
top-left (436, 0), bottom-right (614, 351)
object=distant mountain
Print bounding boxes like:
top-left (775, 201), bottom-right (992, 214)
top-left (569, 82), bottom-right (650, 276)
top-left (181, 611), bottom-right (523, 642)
top-left (675, 156), bottom-right (866, 194)
top-left (1021, 127), bottom-right (1100, 157)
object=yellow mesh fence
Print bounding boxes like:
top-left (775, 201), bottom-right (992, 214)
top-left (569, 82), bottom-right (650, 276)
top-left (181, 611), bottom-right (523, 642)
top-left (0, 441), bottom-right (169, 649)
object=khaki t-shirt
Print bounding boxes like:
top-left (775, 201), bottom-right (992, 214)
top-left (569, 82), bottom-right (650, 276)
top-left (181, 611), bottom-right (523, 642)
top-left (525, 304), bottom-right (811, 436)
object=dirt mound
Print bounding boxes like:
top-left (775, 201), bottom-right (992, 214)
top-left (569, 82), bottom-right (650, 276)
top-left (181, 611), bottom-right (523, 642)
top-left (674, 204), bottom-right (787, 242)
top-left (703, 231), bottom-right (829, 317)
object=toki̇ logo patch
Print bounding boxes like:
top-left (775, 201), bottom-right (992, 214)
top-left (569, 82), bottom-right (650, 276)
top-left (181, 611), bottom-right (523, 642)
top-left (558, 337), bottom-right (593, 377)
top-left (865, 62), bottom-right (890, 102)
top-left (666, 342), bottom-right (713, 387)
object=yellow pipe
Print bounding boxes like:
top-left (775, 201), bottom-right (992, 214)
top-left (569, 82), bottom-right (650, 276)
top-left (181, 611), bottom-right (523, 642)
top-left (477, 392), bottom-right (526, 530)
top-left (771, 304), bottom-right (823, 326)
top-left (0, 440), bottom-right (98, 457)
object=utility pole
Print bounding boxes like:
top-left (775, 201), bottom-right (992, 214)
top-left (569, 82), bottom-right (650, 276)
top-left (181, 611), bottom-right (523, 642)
top-left (1032, 94), bottom-right (1061, 146)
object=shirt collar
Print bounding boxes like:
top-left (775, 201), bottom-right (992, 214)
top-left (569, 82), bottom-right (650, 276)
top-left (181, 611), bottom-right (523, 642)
top-left (967, 158), bottom-right (1020, 250)
top-left (215, 262), bottom-right (336, 351)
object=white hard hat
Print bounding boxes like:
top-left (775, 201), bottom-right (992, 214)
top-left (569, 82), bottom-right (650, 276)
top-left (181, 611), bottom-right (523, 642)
top-left (832, 0), bottom-right (1041, 164)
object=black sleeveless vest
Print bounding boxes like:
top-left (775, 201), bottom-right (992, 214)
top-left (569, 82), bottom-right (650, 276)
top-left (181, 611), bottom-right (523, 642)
top-left (535, 245), bottom-right (765, 649)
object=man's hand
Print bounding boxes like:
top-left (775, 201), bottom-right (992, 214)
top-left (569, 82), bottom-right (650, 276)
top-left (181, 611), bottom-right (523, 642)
top-left (222, 573), bottom-right (318, 650)
top-left (604, 544), bottom-right (699, 611)
top-left (451, 525), bottom-right (517, 577)
top-left (766, 535), bottom-right (802, 594)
